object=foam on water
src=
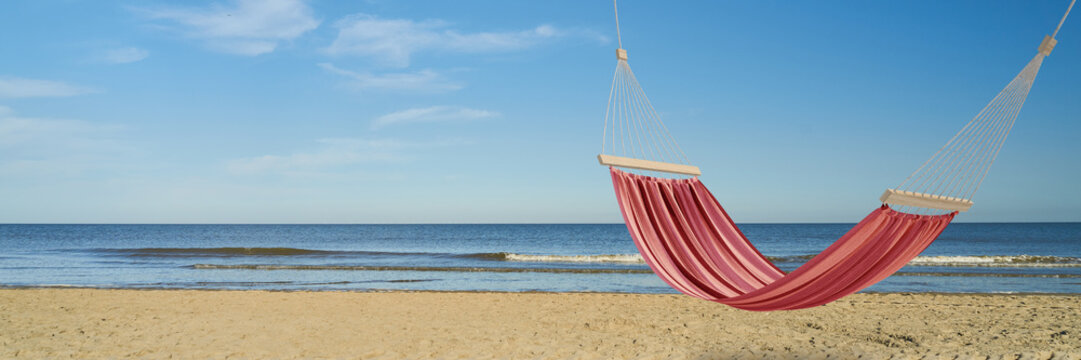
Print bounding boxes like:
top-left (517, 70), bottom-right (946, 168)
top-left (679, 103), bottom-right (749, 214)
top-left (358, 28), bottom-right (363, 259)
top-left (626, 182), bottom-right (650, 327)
top-left (497, 253), bottom-right (645, 264)
top-left (191, 264), bottom-right (654, 274)
top-left (486, 252), bottom-right (1081, 267)
top-left (907, 255), bottom-right (1081, 267)
top-left (188, 264), bottom-right (1081, 278)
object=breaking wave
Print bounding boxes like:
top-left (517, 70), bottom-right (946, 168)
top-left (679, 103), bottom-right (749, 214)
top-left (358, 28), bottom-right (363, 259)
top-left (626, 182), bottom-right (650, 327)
top-left (467, 252), bottom-right (646, 264)
top-left (906, 255), bottom-right (1081, 267)
top-left (98, 247), bottom-right (347, 257)
top-left (478, 253), bottom-right (1081, 268)
top-left (94, 248), bottom-right (1081, 268)
top-left (190, 264), bottom-right (653, 274)
top-left (94, 247), bottom-right (431, 258)
top-left (189, 264), bottom-right (1081, 278)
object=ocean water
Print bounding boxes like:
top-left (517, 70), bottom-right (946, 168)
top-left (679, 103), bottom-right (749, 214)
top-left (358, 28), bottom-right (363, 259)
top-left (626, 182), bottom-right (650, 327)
top-left (1, 223), bottom-right (1080, 294)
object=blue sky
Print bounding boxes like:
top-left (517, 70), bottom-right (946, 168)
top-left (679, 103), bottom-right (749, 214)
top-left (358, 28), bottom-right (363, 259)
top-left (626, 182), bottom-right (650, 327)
top-left (1, 0), bottom-right (1078, 223)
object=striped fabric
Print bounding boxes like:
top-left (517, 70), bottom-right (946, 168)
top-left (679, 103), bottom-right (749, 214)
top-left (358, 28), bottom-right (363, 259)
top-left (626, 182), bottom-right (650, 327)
top-left (610, 168), bottom-right (956, 311)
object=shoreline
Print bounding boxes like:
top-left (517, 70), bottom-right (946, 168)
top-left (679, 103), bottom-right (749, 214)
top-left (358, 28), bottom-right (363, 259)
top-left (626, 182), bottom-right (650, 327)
top-left (3, 288), bottom-right (1079, 358)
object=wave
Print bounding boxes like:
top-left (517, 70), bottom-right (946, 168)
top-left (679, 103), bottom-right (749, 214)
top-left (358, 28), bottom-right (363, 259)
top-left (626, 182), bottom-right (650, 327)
top-left (466, 252), bottom-right (646, 264)
top-left (893, 272), bottom-right (1081, 279)
top-left (101, 248), bottom-right (649, 263)
top-left (906, 255), bottom-right (1081, 267)
top-left (95, 248), bottom-right (1081, 268)
top-left (476, 253), bottom-right (1081, 268)
top-left (766, 255), bottom-right (817, 263)
top-left (149, 279), bottom-right (435, 286)
top-left (190, 264), bottom-right (1081, 278)
top-left (766, 254), bottom-right (1081, 267)
top-left (191, 264), bottom-right (654, 274)
top-left (464, 253), bottom-right (812, 264)
top-left (98, 247), bottom-right (346, 257)
top-left (95, 247), bottom-right (437, 258)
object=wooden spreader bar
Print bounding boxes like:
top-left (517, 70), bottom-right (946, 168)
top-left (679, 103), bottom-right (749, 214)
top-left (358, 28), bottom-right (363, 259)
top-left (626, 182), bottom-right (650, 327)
top-left (880, 189), bottom-right (974, 212)
top-left (598, 154), bottom-right (701, 176)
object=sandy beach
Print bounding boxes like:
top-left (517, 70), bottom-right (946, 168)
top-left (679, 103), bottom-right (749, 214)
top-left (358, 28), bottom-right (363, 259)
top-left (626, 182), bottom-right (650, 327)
top-left (1, 289), bottom-right (1078, 359)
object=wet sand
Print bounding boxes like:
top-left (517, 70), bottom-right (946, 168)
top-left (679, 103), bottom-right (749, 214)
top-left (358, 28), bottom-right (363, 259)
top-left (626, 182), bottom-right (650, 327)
top-left (1, 289), bottom-right (1079, 359)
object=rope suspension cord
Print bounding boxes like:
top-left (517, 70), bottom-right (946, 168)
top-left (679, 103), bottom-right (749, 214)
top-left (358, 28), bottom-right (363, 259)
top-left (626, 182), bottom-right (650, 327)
top-left (1054, 0), bottom-right (1076, 39)
top-left (921, 63), bottom-right (1035, 196)
top-left (883, 0), bottom-right (1073, 214)
top-left (599, 0), bottom-right (699, 176)
top-left (600, 62), bottom-right (618, 155)
top-left (613, 0), bottom-right (623, 49)
top-left (625, 63), bottom-right (662, 162)
top-left (899, 56), bottom-right (1039, 195)
top-left (628, 65), bottom-right (692, 164)
top-left (952, 66), bottom-right (1039, 196)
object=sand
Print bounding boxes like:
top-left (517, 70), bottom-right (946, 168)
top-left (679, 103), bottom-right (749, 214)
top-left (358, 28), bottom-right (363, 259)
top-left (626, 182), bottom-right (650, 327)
top-left (1, 289), bottom-right (1079, 359)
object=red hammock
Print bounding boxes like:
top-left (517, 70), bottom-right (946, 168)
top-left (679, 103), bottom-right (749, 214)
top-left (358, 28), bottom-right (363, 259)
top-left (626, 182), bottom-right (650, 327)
top-left (610, 168), bottom-right (956, 311)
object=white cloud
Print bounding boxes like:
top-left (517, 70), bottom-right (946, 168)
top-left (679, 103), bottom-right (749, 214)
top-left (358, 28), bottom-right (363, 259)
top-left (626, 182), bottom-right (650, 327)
top-left (138, 0), bottom-right (320, 56)
top-left (318, 63), bottom-right (462, 93)
top-left (102, 47), bottom-right (150, 64)
top-left (0, 77), bottom-right (97, 98)
top-left (326, 14), bottom-right (566, 67)
top-left (372, 106), bottom-right (498, 129)
top-left (227, 138), bottom-right (466, 175)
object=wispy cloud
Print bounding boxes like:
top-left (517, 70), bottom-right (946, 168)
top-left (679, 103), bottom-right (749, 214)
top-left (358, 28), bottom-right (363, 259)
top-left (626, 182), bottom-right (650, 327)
top-left (227, 138), bottom-right (467, 175)
top-left (372, 106), bottom-right (498, 129)
top-left (0, 108), bottom-right (122, 148)
top-left (325, 14), bottom-right (569, 67)
top-left (101, 47), bottom-right (150, 64)
top-left (137, 0), bottom-right (320, 56)
top-left (318, 63), bottom-right (462, 93)
top-left (0, 77), bottom-right (97, 98)
top-left (0, 107), bottom-right (129, 176)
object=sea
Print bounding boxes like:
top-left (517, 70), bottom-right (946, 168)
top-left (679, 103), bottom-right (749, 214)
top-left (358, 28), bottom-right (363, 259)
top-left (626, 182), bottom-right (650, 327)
top-left (1, 223), bottom-right (1080, 294)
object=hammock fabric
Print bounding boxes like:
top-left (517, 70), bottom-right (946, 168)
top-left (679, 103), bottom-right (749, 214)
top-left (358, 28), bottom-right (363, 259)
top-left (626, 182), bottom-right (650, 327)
top-left (611, 168), bottom-right (954, 311)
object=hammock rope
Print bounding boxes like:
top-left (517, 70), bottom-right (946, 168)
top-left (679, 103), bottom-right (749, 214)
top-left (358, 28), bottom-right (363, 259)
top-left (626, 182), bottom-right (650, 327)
top-left (596, 0), bottom-right (1074, 310)
top-left (1055, 0), bottom-right (1076, 38)
top-left (601, 59), bottom-right (693, 167)
top-left (896, 54), bottom-right (1044, 214)
top-left (600, 1), bottom-right (693, 173)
